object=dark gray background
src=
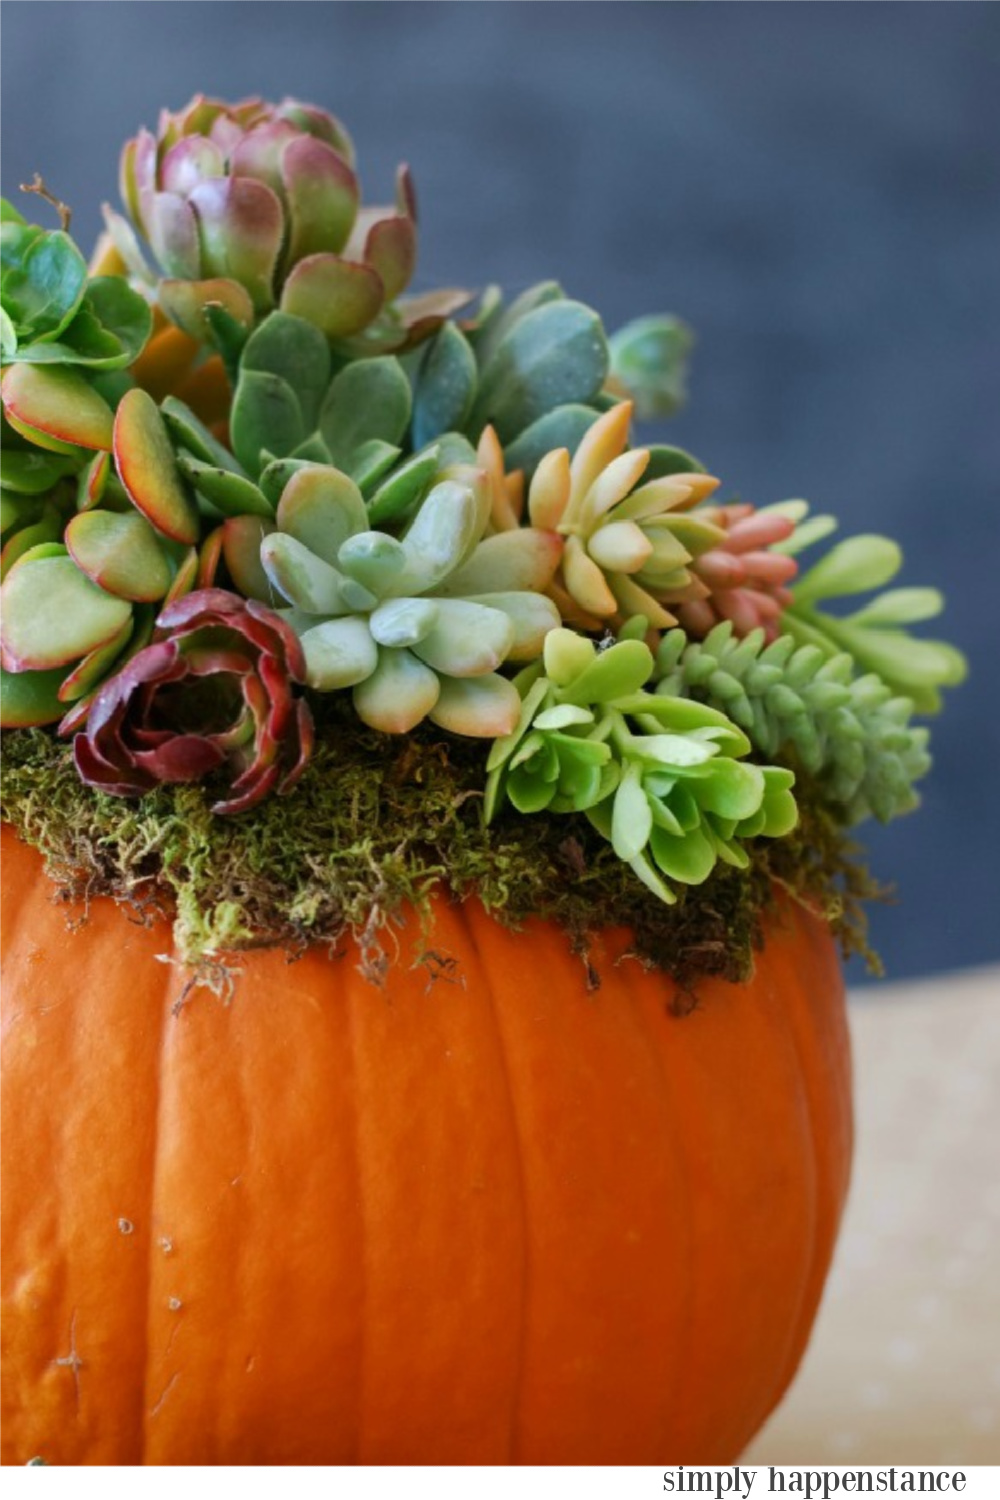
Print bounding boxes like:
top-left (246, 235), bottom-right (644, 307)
top-left (3, 2), bottom-right (997, 982)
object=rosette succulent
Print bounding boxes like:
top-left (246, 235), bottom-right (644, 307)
top-left (102, 93), bottom-right (458, 353)
top-left (486, 627), bottom-right (798, 903)
top-left (521, 401), bottom-right (724, 629)
top-left (73, 588), bottom-right (313, 814)
top-left (259, 461), bottom-right (562, 735)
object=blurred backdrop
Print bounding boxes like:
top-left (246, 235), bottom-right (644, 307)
top-left (2, 1), bottom-right (998, 981)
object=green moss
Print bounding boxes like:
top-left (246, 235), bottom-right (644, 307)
top-left (0, 700), bottom-right (885, 994)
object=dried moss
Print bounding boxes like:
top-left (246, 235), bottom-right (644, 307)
top-left (0, 700), bottom-right (886, 991)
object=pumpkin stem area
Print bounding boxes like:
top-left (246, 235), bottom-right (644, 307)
top-left (0, 705), bottom-right (885, 991)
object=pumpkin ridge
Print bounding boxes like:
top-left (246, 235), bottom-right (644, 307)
top-left (756, 908), bottom-right (852, 1423)
top-left (459, 900), bottom-right (532, 1462)
top-left (728, 939), bottom-right (823, 1452)
top-left (623, 947), bottom-right (699, 1449)
top-left (342, 956), bottom-right (369, 1465)
top-left (138, 952), bottom-right (184, 1464)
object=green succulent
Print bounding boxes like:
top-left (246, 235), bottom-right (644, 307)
top-left (654, 621), bottom-right (935, 825)
top-left (258, 461), bottom-right (562, 735)
top-left (1, 198), bottom-right (151, 370)
top-left (411, 282), bottom-right (615, 474)
top-left (773, 503), bottom-right (967, 714)
top-left (607, 313), bottom-right (693, 421)
top-left (164, 311), bottom-right (467, 534)
top-left (485, 627), bottom-right (798, 904)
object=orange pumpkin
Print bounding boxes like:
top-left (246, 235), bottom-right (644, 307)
top-left (0, 826), bottom-right (851, 1465)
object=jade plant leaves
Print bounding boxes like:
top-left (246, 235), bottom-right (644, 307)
top-left (65, 509), bottom-right (175, 602)
top-left (2, 363), bottom-right (115, 452)
top-left (318, 356), bottom-right (412, 466)
top-left (412, 322), bottom-right (476, 448)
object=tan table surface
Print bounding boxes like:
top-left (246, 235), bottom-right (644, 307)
top-left (744, 965), bottom-right (1000, 1466)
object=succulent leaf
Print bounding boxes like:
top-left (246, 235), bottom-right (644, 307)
top-left (0, 551), bottom-right (133, 671)
top-left (468, 299), bottom-right (609, 444)
top-left (65, 508), bottom-right (175, 602)
top-left (608, 314), bottom-right (692, 420)
top-left (2, 363), bottom-right (114, 452)
top-left (114, 387), bottom-right (200, 544)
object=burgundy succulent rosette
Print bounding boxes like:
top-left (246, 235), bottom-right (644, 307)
top-left (73, 589), bottom-right (314, 815)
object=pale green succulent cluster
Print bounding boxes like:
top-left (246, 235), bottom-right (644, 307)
top-left (486, 628), bottom-right (797, 904)
top-left (258, 461), bottom-right (560, 735)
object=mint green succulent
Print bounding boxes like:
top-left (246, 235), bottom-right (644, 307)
top-left (772, 502), bottom-right (967, 714)
top-left (654, 621), bottom-right (934, 825)
top-left (485, 628), bottom-right (798, 905)
top-left (259, 462), bottom-right (561, 735)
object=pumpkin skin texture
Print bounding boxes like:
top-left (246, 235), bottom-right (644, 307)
top-left (0, 827), bottom-right (852, 1465)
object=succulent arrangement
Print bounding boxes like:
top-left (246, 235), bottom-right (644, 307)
top-left (0, 92), bottom-right (966, 973)
top-left (0, 87), bottom-right (972, 1472)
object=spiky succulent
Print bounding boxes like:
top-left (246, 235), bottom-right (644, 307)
top-left (258, 462), bottom-right (561, 735)
top-left (519, 401), bottom-right (723, 629)
top-left (73, 588), bottom-right (313, 814)
top-left (486, 628), bottom-right (798, 903)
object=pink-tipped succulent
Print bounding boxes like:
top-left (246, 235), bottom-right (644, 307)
top-left (671, 502), bottom-right (799, 640)
top-left (73, 588), bottom-right (313, 814)
top-left (104, 94), bottom-right (428, 345)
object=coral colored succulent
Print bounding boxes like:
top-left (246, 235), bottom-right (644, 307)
top-left (73, 588), bottom-right (313, 814)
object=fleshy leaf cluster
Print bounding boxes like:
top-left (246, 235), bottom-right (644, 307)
top-left (101, 93), bottom-right (466, 357)
top-left (486, 628), bottom-right (797, 903)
